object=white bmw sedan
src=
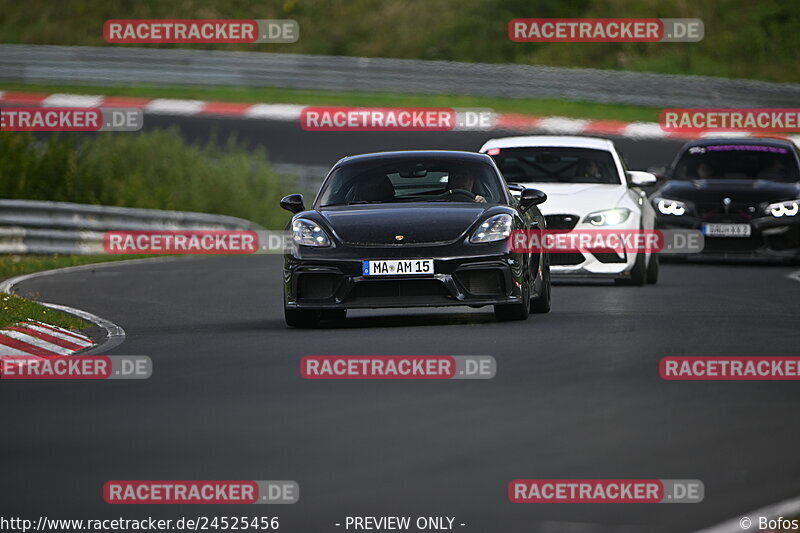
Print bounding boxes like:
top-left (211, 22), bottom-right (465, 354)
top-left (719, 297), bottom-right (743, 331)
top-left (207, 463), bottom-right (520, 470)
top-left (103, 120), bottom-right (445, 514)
top-left (479, 136), bottom-right (659, 285)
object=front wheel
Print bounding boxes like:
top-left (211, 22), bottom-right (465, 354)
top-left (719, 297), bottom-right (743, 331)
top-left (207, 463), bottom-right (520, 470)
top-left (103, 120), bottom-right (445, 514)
top-left (646, 253), bottom-right (659, 285)
top-left (494, 277), bottom-right (530, 321)
top-left (615, 251), bottom-right (646, 286)
top-left (530, 255), bottom-right (551, 314)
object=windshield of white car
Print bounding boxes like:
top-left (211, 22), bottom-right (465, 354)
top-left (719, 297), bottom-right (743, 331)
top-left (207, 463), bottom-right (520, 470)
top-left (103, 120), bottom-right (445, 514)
top-left (488, 147), bottom-right (620, 185)
top-left (672, 144), bottom-right (800, 182)
top-left (317, 158), bottom-right (506, 207)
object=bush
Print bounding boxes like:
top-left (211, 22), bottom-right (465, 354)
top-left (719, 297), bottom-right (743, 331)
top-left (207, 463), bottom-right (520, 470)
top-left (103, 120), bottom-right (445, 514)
top-left (0, 129), bottom-right (295, 229)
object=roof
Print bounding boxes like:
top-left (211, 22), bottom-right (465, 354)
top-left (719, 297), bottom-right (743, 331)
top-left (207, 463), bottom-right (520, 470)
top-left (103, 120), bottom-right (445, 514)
top-left (683, 137), bottom-right (796, 148)
top-left (480, 135), bottom-right (616, 152)
top-left (334, 150), bottom-right (493, 167)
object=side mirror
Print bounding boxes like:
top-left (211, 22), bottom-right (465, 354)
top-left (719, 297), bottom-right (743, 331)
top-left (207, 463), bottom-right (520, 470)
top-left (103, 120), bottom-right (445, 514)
top-left (647, 166), bottom-right (668, 180)
top-left (627, 171), bottom-right (658, 187)
top-left (519, 188), bottom-right (547, 210)
top-left (280, 193), bottom-right (305, 214)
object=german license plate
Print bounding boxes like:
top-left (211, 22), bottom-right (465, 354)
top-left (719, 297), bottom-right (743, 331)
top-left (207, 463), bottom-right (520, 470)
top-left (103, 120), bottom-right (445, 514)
top-left (362, 259), bottom-right (434, 276)
top-left (701, 223), bottom-right (751, 238)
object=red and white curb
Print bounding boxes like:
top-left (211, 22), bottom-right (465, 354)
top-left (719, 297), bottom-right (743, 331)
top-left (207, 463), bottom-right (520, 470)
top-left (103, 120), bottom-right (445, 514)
top-left (0, 264), bottom-right (130, 359)
top-left (3, 89), bottom-right (799, 144)
top-left (0, 319), bottom-right (95, 358)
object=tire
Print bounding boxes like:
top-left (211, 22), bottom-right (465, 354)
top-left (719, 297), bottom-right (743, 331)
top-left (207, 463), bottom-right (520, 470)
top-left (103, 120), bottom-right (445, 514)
top-left (284, 308), bottom-right (320, 328)
top-left (615, 252), bottom-right (646, 286)
top-left (530, 254), bottom-right (551, 314)
top-left (646, 253), bottom-right (659, 285)
top-left (494, 276), bottom-right (531, 321)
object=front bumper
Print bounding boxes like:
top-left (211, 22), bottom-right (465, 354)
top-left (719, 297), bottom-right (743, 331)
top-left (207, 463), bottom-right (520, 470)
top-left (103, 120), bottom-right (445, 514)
top-left (284, 241), bottom-right (535, 310)
top-left (656, 214), bottom-right (800, 260)
top-left (546, 219), bottom-right (643, 278)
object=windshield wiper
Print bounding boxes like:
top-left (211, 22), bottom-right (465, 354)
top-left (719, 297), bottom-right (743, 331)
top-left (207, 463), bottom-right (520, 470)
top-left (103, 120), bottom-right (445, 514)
top-left (320, 201), bottom-right (384, 207)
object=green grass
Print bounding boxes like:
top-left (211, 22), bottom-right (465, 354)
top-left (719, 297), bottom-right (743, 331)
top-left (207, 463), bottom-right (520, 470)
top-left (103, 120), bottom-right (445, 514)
top-left (0, 128), bottom-right (296, 229)
top-left (0, 82), bottom-right (661, 123)
top-left (0, 291), bottom-right (89, 330)
top-left (0, 0), bottom-right (797, 83)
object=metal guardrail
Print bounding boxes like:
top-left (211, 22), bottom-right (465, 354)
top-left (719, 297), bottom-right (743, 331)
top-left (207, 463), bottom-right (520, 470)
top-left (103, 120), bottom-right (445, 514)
top-left (0, 199), bottom-right (263, 255)
top-left (2, 44), bottom-right (800, 108)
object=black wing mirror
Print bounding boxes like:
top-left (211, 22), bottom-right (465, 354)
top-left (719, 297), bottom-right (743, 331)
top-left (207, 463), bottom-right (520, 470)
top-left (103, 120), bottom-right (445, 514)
top-left (280, 194), bottom-right (305, 214)
top-left (519, 188), bottom-right (547, 211)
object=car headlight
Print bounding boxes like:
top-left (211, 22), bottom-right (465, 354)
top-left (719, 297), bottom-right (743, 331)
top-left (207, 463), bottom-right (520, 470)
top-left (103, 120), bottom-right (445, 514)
top-left (654, 198), bottom-right (687, 216)
top-left (767, 200), bottom-right (800, 217)
top-left (584, 208), bottom-right (632, 226)
top-left (292, 218), bottom-right (332, 247)
top-left (470, 214), bottom-right (512, 243)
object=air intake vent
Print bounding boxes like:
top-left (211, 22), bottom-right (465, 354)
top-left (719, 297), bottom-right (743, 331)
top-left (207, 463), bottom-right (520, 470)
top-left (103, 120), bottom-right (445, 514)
top-left (297, 273), bottom-right (341, 300)
top-left (455, 270), bottom-right (505, 295)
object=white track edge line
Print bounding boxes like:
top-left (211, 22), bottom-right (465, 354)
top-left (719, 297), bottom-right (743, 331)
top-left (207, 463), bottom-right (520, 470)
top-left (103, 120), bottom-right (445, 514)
top-left (41, 302), bottom-right (125, 355)
top-left (0, 258), bottom-right (177, 353)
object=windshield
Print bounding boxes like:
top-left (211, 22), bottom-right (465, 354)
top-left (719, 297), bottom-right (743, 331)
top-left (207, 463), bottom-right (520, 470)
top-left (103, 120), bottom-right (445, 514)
top-left (316, 157), bottom-right (506, 206)
top-left (672, 144), bottom-right (800, 182)
top-left (488, 147), bottom-right (620, 185)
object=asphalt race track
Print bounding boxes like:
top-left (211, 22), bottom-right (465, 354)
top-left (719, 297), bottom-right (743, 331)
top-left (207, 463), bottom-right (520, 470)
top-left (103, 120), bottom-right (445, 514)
top-left (143, 115), bottom-right (687, 170)
top-left (4, 118), bottom-right (800, 532)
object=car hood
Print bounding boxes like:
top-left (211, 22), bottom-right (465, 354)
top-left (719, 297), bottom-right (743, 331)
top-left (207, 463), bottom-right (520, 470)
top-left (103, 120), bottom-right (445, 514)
top-left (318, 203), bottom-right (491, 245)
top-left (656, 179), bottom-right (800, 204)
top-left (518, 183), bottom-right (626, 215)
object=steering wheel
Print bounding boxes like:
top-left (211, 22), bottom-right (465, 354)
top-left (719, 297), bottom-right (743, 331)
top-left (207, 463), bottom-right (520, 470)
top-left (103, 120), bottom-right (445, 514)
top-left (443, 188), bottom-right (477, 201)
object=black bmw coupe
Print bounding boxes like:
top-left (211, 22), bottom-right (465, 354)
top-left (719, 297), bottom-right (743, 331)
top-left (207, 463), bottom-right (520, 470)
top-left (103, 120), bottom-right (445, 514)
top-left (652, 137), bottom-right (800, 260)
top-left (280, 151), bottom-right (550, 327)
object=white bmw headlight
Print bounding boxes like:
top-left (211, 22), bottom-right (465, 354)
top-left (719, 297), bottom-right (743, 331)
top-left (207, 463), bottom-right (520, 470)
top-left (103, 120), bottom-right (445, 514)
top-left (470, 214), bottom-right (512, 243)
top-left (584, 208), bottom-right (632, 226)
top-left (767, 200), bottom-right (800, 217)
top-left (655, 198), bottom-right (687, 216)
top-left (292, 218), bottom-right (331, 247)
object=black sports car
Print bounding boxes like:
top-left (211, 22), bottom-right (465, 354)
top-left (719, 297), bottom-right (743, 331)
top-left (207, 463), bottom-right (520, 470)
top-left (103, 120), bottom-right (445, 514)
top-left (651, 137), bottom-right (800, 260)
top-left (280, 150), bottom-right (550, 327)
